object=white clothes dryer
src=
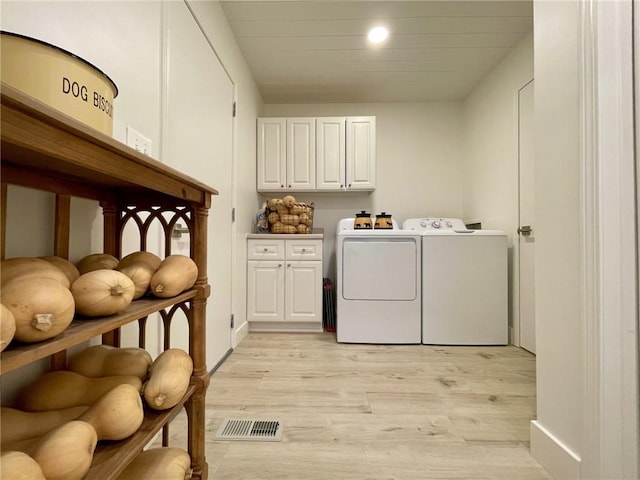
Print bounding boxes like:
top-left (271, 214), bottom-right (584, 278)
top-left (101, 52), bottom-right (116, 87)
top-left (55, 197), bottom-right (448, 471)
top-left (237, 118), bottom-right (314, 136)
top-left (402, 218), bottom-right (508, 345)
top-left (336, 218), bottom-right (422, 344)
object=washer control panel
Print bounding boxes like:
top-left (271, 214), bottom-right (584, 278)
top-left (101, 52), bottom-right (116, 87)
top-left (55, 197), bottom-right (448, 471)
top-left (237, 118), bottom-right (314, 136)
top-left (402, 217), bottom-right (467, 231)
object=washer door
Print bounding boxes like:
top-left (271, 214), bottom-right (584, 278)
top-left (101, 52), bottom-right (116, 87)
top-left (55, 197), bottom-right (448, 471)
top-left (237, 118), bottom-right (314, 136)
top-left (342, 237), bottom-right (418, 300)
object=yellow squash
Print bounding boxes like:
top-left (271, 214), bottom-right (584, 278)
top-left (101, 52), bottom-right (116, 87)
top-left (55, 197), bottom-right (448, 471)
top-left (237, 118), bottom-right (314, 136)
top-left (71, 269), bottom-right (135, 317)
top-left (117, 251), bottom-right (162, 271)
top-left (1, 277), bottom-right (75, 343)
top-left (67, 344), bottom-right (152, 379)
top-left (116, 447), bottom-right (192, 480)
top-left (1, 257), bottom-right (70, 289)
top-left (0, 303), bottom-right (17, 352)
top-left (117, 261), bottom-right (155, 299)
top-left (75, 252), bottom-right (118, 275)
top-left (0, 451), bottom-right (46, 480)
top-left (78, 383), bottom-right (144, 440)
top-left (144, 348), bottom-right (193, 410)
top-left (39, 256), bottom-right (80, 284)
top-left (15, 370), bottom-right (142, 411)
top-left (150, 255), bottom-right (198, 298)
top-left (26, 420), bottom-right (97, 480)
top-left (0, 406), bottom-right (88, 449)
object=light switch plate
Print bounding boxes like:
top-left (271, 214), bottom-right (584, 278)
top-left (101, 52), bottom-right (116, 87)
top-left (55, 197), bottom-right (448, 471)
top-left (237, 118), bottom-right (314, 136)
top-left (126, 126), bottom-right (151, 156)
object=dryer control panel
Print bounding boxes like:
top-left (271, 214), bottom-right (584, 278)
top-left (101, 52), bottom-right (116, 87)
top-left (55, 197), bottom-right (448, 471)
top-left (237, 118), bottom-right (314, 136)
top-left (402, 217), bottom-right (467, 231)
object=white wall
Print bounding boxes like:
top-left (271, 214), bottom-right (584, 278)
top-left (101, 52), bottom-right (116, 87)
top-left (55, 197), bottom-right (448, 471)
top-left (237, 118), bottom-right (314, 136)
top-left (261, 102), bottom-right (464, 277)
top-left (462, 32), bottom-right (534, 338)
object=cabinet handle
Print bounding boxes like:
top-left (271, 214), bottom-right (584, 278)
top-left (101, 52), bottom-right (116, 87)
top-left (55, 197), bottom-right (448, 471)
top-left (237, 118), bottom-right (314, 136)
top-left (281, 184), bottom-right (284, 188)
top-left (301, 248), bottom-right (306, 252)
top-left (349, 183), bottom-right (352, 187)
top-left (288, 184), bottom-right (291, 188)
top-left (341, 184), bottom-right (344, 188)
top-left (263, 248), bottom-right (268, 252)
top-left (278, 263), bottom-right (282, 267)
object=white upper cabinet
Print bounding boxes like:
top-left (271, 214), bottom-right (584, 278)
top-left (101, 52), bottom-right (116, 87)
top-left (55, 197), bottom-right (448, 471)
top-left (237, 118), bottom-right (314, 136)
top-left (286, 118), bottom-right (316, 190)
top-left (257, 116), bottom-right (375, 192)
top-left (316, 116), bottom-right (346, 190)
top-left (257, 118), bottom-right (286, 191)
top-left (346, 116), bottom-right (376, 190)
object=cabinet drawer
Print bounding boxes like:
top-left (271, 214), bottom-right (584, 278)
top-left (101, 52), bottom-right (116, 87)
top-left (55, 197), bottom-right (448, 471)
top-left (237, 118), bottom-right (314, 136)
top-left (285, 239), bottom-right (323, 260)
top-left (247, 239), bottom-right (285, 260)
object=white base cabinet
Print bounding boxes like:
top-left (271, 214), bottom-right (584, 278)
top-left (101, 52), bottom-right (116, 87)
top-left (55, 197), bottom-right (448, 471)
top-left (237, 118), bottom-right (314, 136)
top-left (247, 236), bottom-right (323, 332)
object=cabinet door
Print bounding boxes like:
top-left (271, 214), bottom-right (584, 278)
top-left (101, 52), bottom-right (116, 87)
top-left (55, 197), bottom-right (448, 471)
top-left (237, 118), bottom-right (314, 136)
top-left (285, 260), bottom-right (322, 322)
top-left (316, 117), bottom-right (346, 191)
top-left (286, 118), bottom-right (316, 190)
top-left (346, 116), bottom-right (376, 190)
top-left (257, 118), bottom-right (286, 191)
top-left (247, 260), bottom-right (285, 322)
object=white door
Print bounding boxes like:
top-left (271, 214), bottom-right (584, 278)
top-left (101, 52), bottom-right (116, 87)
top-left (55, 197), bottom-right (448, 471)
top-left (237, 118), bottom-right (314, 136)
top-left (316, 117), bottom-right (346, 190)
top-left (247, 261), bottom-right (284, 322)
top-left (285, 261), bottom-right (322, 322)
top-left (518, 80), bottom-right (536, 353)
top-left (286, 118), bottom-right (316, 190)
top-left (165, 1), bottom-right (234, 368)
top-left (257, 118), bottom-right (286, 191)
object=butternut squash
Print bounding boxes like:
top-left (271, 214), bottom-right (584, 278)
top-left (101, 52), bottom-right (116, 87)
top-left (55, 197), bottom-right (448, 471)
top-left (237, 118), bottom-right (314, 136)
top-left (143, 348), bottom-right (193, 410)
top-left (118, 251), bottom-right (162, 271)
top-left (1, 278), bottom-right (75, 343)
top-left (117, 262), bottom-right (155, 299)
top-left (78, 383), bottom-right (144, 440)
top-left (68, 344), bottom-right (152, 379)
top-left (15, 370), bottom-right (142, 411)
top-left (26, 420), bottom-right (97, 480)
top-left (1, 257), bottom-right (70, 289)
top-left (71, 269), bottom-right (135, 317)
top-left (1, 406), bottom-right (88, 449)
top-left (75, 252), bottom-right (118, 275)
top-left (0, 451), bottom-right (46, 480)
top-left (39, 256), bottom-right (80, 284)
top-left (150, 255), bottom-right (198, 298)
top-left (116, 447), bottom-right (192, 480)
top-left (0, 303), bottom-right (16, 352)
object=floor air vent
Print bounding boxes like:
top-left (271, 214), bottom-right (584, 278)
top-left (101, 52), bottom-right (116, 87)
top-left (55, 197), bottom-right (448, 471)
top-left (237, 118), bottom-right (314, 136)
top-left (213, 419), bottom-right (283, 442)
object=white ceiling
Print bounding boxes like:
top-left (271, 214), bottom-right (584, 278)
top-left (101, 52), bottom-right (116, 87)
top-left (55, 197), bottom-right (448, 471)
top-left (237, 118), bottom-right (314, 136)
top-left (220, 0), bottom-right (533, 104)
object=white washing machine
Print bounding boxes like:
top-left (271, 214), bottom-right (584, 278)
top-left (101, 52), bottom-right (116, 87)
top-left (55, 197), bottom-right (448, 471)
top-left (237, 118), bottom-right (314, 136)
top-left (402, 218), bottom-right (508, 345)
top-left (336, 218), bottom-right (422, 344)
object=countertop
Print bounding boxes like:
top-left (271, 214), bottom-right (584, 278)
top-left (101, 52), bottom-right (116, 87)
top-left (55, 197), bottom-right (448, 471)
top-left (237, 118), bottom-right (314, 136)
top-left (247, 228), bottom-right (324, 239)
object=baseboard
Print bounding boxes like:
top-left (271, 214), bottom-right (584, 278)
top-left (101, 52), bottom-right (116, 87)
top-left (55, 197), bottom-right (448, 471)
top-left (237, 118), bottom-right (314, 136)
top-left (249, 321), bottom-right (323, 333)
top-left (233, 319), bottom-right (249, 348)
top-left (530, 420), bottom-right (581, 479)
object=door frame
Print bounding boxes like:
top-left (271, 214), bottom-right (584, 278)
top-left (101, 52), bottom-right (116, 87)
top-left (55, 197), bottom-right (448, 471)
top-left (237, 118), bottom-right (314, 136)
top-left (580, 0), bottom-right (639, 477)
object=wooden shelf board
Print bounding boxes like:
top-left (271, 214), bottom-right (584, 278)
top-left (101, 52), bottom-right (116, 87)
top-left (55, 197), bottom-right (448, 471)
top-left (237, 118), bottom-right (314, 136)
top-left (0, 291), bottom-right (197, 375)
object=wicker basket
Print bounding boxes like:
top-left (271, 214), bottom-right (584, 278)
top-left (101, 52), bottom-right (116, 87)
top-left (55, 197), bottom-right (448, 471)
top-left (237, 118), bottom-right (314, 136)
top-left (266, 200), bottom-right (314, 234)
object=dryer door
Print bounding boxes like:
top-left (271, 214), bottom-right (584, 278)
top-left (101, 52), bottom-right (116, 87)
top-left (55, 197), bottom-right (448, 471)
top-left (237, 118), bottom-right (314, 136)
top-left (342, 237), bottom-right (418, 300)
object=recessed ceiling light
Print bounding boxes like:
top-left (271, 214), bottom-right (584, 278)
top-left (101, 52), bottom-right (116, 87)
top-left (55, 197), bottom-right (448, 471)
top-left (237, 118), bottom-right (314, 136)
top-left (367, 26), bottom-right (388, 44)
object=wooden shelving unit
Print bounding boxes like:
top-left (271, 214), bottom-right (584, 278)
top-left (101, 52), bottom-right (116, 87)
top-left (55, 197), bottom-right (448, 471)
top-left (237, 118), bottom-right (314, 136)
top-left (0, 83), bottom-right (218, 480)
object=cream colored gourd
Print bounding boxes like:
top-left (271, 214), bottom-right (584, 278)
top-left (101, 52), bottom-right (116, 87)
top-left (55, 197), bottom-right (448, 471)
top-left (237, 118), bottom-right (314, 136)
top-left (39, 256), bottom-right (80, 284)
top-left (15, 370), bottom-right (142, 411)
top-left (116, 447), bottom-right (192, 480)
top-left (75, 252), bottom-right (118, 275)
top-left (71, 269), bottom-right (135, 317)
top-left (118, 251), bottom-right (162, 271)
top-left (0, 451), bottom-right (46, 480)
top-left (1, 257), bottom-right (70, 289)
top-left (0, 303), bottom-right (16, 352)
top-left (144, 348), bottom-right (193, 410)
top-left (150, 255), bottom-right (198, 298)
top-left (26, 420), bottom-right (97, 480)
top-left (68, 344), bottom-right (152, 379)
top-left (78, 383), bottom-right (144, 440)
top-left (1, 406), bottom-right (88, 449)
top-left (117, 262), bottom-right (155, 299)
top-left (1, 278), bottom-right (75, 343)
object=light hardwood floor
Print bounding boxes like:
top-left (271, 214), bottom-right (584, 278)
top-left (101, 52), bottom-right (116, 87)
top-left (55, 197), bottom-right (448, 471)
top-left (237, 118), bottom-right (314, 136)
top-left (162, 332), bottom-right (553, 480)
